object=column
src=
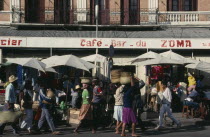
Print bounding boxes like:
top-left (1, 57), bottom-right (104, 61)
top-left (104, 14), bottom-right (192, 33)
top-left (149, 0), bottom-right (158, 23)
top-left (11, 0), bottom-right (20, 23)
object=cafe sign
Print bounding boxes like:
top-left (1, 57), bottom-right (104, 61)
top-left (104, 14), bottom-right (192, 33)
top-left (0, 37), bottom-right (210, 49)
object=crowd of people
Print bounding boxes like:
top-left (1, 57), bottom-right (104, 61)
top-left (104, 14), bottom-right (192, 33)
top-left (1, 71), bottom-right (206, 136)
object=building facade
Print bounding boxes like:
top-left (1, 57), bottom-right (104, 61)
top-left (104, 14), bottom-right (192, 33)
top-left (0, 0), bottom-right (210, 25)
top-left (1, 0), bottom-right (210, 100)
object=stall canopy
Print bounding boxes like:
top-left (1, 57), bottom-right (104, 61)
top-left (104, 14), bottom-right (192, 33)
top-left (6, 58), bottom-right (46, 72)
top-left (137, 56), bottom-right (184, 66)
top-left (131, 51), bottom-right (161, 64)
top-left (185, 61), bottom-right (210, 73)
top-left (160, 50), bottom-right (197, 64)
top-left (42, 55), bottom-right (96, 72)
top-left (45, 67), bottom-right (58, 73)
top-left (82, 54), bottom-right (106, 62)
top-left (160, 50), bottom-right (185, 61)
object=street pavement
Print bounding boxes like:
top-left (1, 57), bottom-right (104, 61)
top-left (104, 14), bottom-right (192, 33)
top-left (2, 113), bottom-right (210, 137)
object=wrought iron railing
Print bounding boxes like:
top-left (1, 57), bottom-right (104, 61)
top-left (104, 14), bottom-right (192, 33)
top-left (1, 8), bottom-right (210, 26)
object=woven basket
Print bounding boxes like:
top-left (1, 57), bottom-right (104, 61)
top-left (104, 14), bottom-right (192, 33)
top-left (120, 76), bottom-right (131, 85)
top-left (81, 77), bottom-right (91, 84)
top-left (121, 72), bottom-right (132, 77)
top-left (111, 78), bottom-right (120, 84)
top-left (111, 69), bottom-right (122, 76)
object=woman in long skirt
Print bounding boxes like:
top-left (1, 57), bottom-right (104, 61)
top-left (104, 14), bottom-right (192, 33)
top-left (113, 84), bottom-right (124, 134)
top-left (74, 84), bottom-right (95, 134)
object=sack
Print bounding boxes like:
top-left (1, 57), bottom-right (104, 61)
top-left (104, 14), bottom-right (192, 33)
top-left (34, 107), bottom-right (42, 121)
top-left (0, 111), bottom-right (22, 123)
top-left (68, 108), bottom-right (80, 125)
top-left (139, 80), bottom-right (145, 89)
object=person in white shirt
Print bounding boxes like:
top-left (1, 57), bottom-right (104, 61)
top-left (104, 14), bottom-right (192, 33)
top-left (155, 80), bottom-right (181, 130)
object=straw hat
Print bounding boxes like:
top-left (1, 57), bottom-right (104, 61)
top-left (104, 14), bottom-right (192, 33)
top-left (9, 75), bottom-right (18, 83)
top-left (75, 85), bottom-right (80, 90)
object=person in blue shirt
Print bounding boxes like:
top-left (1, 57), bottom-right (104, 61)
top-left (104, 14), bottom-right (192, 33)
top-left (37, 81), bottom-right (60, 135)
top-left (196, 75), bottom-right (204, 90)
top-left (184, 88), bottom-right (199, 110)
top-left (0, 75), bottom-right (19, 135)
top-left (121, 76), bottom-right (138, 137)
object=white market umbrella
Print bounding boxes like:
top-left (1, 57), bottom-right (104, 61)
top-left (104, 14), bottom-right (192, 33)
top-left (137, 56), bottom-right (184, 66)
top-left (82, 54), bottom-right (106, 62)
top-left (160, 50), bottom-right (185, 61)
top-left (183, 58), bottom-right (199, 64)
top-left (160, 50), bottom-right (196, 64)
top-left (42, 55), bottom-right (96, 72)
top-left (131, 51), bottom-right (161, 64)
top-left (45, 67), bottom-right (58, 73)
top-left (185, 61), bottom-right (210, 73)
top-left (6, 58), bottom-right (45, 72)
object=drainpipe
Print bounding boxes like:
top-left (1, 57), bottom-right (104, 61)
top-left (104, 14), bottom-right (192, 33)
top-left (19, 0), bottom-right (21, 23)
top-left (10, 0), bottom-right (12, 23)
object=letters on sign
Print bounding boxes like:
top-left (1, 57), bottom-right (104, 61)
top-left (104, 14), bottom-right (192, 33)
top-left (1, 37), bottom-right (210, 49)
top-left (0, 38), bottom-right (23, 46)
top-left (161, 40), bottom-right (192, 48)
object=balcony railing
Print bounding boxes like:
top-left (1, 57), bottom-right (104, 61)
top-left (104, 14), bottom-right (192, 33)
top-left (1, 8), bottom-right (210, 26)
top-left (158, 11), bottom-right (210, 25)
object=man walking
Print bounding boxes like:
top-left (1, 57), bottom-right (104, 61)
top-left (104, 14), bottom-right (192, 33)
top-left (155, 80), bottom-right (181, 130)
top-left (92, 79), bottom-right (103, 129)
top-left (0, 75), bottom-right (19, 135)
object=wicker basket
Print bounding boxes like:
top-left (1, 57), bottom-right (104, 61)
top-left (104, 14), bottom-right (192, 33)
top-left (120, 76), bottom-right (131, 85)
top-left (121, 72), bottom-right (132, 77)
top-left (111, 78), bottom-right (120, 84)
top-left (111, 69), bottom-right (122, 77)
top-left (111, 69), bottom-right (122, 83)
top-left (81, 77), bottom-right (91, 84)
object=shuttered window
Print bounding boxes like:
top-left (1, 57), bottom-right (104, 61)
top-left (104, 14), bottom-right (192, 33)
top-left (0, 0), bottom-right (4, 10)
top-left (168, 0), bottom-right (197, 11)
top-left (77, 0), bottom-right (87, 22)
top-left (172, 0), bottom-right (179, 11)
top-left (25, 0), bottom-right (45, 23)
top-left (184, 0), bottom-right (193, 11)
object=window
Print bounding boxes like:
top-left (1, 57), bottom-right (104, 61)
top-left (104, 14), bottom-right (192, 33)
top-left (0, 0), bottom-right (4, 10)
top-left (172, 0), bottom-right (179, 11)
top-left (25, 0), bottom-right (45, 23)
top-left (183, 0), bottom-right (192, 11)
top-left (77, 0), bottom-right (87, 22)
top-left (168, 0), bottom-right (197, 11)
top-left (130, 0), bottom-right (138, 11)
